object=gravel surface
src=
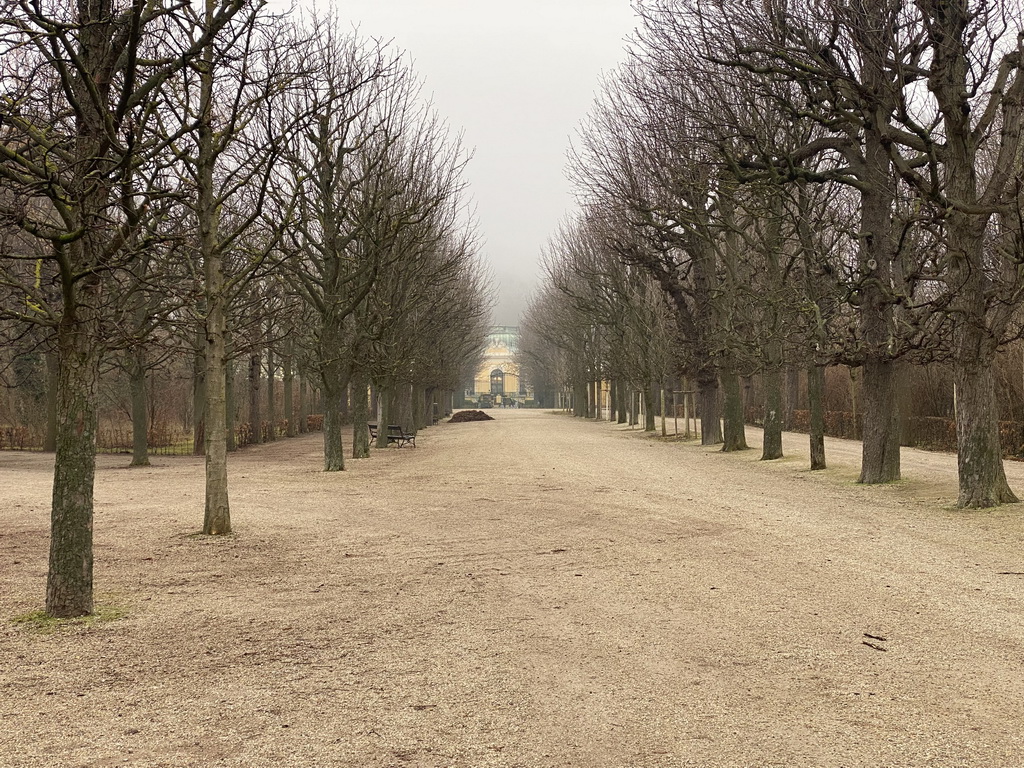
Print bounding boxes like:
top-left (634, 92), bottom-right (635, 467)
top-left (2, 409), bottom-right (1024, 767)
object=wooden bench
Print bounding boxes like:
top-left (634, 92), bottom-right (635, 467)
top-left (367, 423), bottom-right (416, 448)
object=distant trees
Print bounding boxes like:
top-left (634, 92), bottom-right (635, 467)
top-left (0, 3), bottom-right (490, 615)
top-left (276, 25), bottom-right (487, 470)
top-left (527, 0), bottom-right (1024, 507)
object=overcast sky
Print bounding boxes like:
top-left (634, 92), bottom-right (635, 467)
top-left (316, 1), bottom-right (639, 326)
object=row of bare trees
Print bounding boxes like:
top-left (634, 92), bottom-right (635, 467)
top-left (0, 1), bottom-right (491, 617)
top-left (522, 0), bottom-right (1024, 509)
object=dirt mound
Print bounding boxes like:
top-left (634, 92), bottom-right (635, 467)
top-left (449, 409), bottom-right (495, 423)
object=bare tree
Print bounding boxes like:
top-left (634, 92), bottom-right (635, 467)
top-left (0, 0), bottom-right (246, 616)
top-left (160, 2), bottom-right (301, 533)
top-left (277, 28), bottom-right (410, 471)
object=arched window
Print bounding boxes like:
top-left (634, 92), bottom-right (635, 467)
top-left (490, 368), bottom-right (505, 395)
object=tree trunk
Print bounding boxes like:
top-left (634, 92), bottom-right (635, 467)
top-left (412, 385), bottom-right (426, 430)
top-left (265, 347), bottom-right (275, 441)
top-left (953, 309), bottom-right (1018, 507)
top-left (858, 359), bottom-right (901, 483)
top-left (807, 364), bottom-right (826, 471)
top-left (192, 335), bottom-right (205, 456)
top-left (660, 384), bottom-right (667, 437)
top-left (283, 341), bottom-right (295, 438)
top-left (198, 24), bottom-right (231, 532)
top-left (225, 357), bottom-right (236, 452)
top-left (129, 348), bottom-right (150, 467)
top-left (44, 349), bottom-right (58, 452)
top-left (857, 113), bottom-right (900, 483)
top-left (933, 31), bottom-right (1019, 506)
top-left (682, 378), bottom-right (691, 437)
top-left (203, 306), bottom-right (230, 533)
top-left (616, 380), bottom-right (627, 424)
top-left (376, 385), bottom-right (393, 449)
top-left (761, 366), bottom-right (784, 460)
top-left (573, 381), bottom-right (587, 417)
top-left (323, 381), bottom-right (345, 471)
top-left (785, 367), bottom-right (800, 429)
top-left (351, 373), bottom-right (370, 458)
top-left (248, 351), bottom-right (262, 443)
top-left (643, 381), bottom-right (656, 431)
top-left (298, 375), bottom-right (308, 434)
top-left (696, 372), bottom-right (722, 445)
top-left (46, 318), bottom-right (100, 618)
top-left (394, 382), bottom-right (414, 431)
top-left (721, 371), bottom-right (747, 451)
top-left (848, 366), bottom-right (858, 440)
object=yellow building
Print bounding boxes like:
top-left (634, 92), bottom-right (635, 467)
top-left (465, 326), bottom-right (532, 407)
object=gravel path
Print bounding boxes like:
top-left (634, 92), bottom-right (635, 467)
top-left (2, 410), bottom-right (1024, 767)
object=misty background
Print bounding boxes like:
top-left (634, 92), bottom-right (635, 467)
top-left (325, 1), bottom-right (638, 325)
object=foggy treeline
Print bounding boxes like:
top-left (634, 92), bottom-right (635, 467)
top-left (0, 1), bottom-right (491, 616)
top-left (521, 1), bottom-right (1024, 509)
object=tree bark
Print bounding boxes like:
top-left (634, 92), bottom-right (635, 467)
top-left (340, 381), bottom-right (350, 424)
top-left (761, 366), bottom-right (784, 460)
top-left (283, 340), bottom-right (295, 437)
top-left (198, 24), bottom-right (230, 533)
top-left (643, 381), bottom-right (656, 431)
top-left (573, 381), bottom-right (587, 417)
top-left (46, 316), bottom-right (100, 618)
top-left (320, 332), bottom-right (349, 470)
top-left (225, 357), bottom-right (236, 452)
top-left (858, 359), bottom-right (901, 483)
top-left (660, 383), bottom-right (667, 437)
top-left (412, 385), bottom-right (426, 430)
top-left (925, 7), bottom-right (1021, 507)
top-left (351, 373), bottom-right (370, 458)
top-left (785, 367), bottom-right (800, 429)
top-left (954, 354), bottom-right (1017, 507)
top-left (807, 364), bottom-right (826, 470)
top-left (323, 381), bottom-right (346, 471)
top-left (129, 348), bottom-right (150, 467)
top-left (393, 382), bottom-right (413, 431)
top-left (248, 351), bottom-right (262, 443)
top-left (298, 374), bottom-right (308, 434)
top-left (721, 370), bottom-right (747, 451)
top-left (696, 371), bottom-right (722, 445)
top-left (376, 385), bottom-right (393, 449)
top-left (192, 334), bottom-right (206, 456)
top-left (265, 347), bottom-right (276, 441)
top-left (203, 314), bottom-right (230, 532)
top-left (856, 100), bottom-right (901, 483)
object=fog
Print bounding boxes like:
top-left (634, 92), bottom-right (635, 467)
top-left (321, 1), bottom-right (638, 325)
